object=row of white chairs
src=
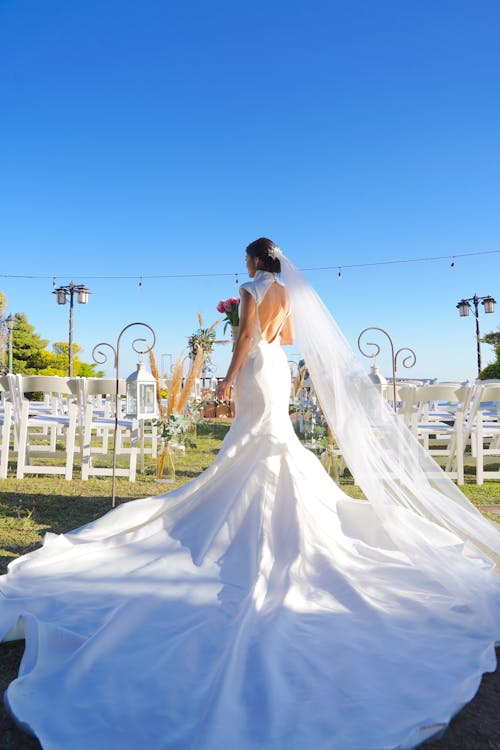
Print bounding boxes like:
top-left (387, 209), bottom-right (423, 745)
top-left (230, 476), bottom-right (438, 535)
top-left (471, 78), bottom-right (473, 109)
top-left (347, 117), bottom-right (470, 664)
top-left (0, 374), bottom-right (158, 481)
top-left (380, 380), bottom-right (500, 485)
top-left (294, 378), bottom-right (499, 486)
top-left (1, 375), bottom-right (499, 485)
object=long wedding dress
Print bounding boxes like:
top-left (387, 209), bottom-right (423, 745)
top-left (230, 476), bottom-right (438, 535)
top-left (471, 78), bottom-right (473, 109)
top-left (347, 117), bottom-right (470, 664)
top-left (1, 268), bottom-right (499, 750)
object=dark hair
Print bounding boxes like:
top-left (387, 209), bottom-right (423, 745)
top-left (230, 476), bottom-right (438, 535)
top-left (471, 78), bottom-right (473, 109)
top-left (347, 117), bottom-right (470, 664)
top-left (246, 237), bottom-right (281, 273)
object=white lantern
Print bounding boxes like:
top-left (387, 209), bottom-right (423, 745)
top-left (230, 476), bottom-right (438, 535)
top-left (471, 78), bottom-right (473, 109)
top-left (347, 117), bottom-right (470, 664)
top-left (456, 299), bottom-right (470, 317)
top-left (368, 363), bottom-right (387, 385)
top-left (126, 362), bottom-right (157, 419)
top-left (482, 296), bottom-right (496, 314)
top-left (77, 287), bottom-right (90, 304)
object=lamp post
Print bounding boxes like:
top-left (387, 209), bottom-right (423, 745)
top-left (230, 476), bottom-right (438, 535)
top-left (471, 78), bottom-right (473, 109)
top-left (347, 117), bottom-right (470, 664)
top-left (6, 314), bottom-right (14, 373)
top-left (53, 282), bottom-right (91, 376)
top-left (456, 294), bottom-right (496, 377)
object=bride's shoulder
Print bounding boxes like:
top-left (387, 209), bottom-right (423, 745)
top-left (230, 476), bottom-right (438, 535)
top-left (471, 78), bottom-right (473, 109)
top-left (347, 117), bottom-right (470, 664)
top-left (239, 280), bottom-right (256, 298)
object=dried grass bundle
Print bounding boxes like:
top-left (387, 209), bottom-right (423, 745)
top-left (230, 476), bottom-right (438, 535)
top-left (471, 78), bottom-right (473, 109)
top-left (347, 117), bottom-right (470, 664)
top-left (156, 313), bottom-right (219, 480)
top-left (293, 365), bottom-right (307, 398)
top-left (149, 350), bottom-right (166, 424)
top-left (177, 345), bottom-right (205, 413)
top-left (157, 443), bottom-right (175, 480)
top-left (167, 353), bottom-right (185, 415)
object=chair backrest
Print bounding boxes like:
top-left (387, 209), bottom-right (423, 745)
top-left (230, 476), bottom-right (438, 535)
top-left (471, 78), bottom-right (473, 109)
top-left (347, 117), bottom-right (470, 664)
top-left (68, 377), bottom-right (126, 421)
top-left (20, 375), bottom-right (72, 395)
top-left (0, 375), bottom-right (9, 409)
top-left (68, 377), bottom-right (126, 398)
top-left (16, 375), bottom-right (74, 421)
top-left (412, 383), bottom-right (472, 427)
top-left (85, 378), bottom-right (126, 397)
top-left (378, 383), bottom-right (416, 415)
top-left (379, 382), bottom-right (416, 401)
top-left (413, 383), bottom-right (468, 404)
top-left (474, 383), bottom-right (500, 409)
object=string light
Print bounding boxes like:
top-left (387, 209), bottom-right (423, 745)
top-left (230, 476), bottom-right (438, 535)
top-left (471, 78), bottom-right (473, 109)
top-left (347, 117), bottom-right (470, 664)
top-left (299, 249), bottom-right (500, 273)
top-left (0, 249), bottom-right (498, 283)
top-left (138, 276), bottom-right (143, 288)
top-left (338, 268), bottom-right (342, 279)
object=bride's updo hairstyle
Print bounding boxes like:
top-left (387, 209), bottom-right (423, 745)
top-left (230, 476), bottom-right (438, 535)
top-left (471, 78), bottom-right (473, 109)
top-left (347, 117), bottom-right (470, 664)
top-left (246, 237), bottom-right (281, 273)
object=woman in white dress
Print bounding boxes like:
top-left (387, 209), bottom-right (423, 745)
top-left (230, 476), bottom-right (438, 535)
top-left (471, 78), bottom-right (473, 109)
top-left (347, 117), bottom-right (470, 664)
top-left (1, 238), bottom-right (499, 750)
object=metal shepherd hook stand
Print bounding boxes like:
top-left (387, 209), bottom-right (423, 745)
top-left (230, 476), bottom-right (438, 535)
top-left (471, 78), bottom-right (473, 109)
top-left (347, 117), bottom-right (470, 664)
top-left (92, 322), bottom-right (156, 508)
top-left (357, 327), bottom-right (416, 412)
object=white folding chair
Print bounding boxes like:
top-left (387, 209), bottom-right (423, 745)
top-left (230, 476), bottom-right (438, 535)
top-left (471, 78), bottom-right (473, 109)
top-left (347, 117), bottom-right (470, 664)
top-left (69, 378), bottom-right (139, 481)
top-left (10, 375), bottom-right (77, 480)
top-left (0, 375), bottom-right (13, 478)
top-left (468, 382), bottom-right (500, 485)
top-left (410, 383), bottom-right (472, 484)
top-left (379, 383), bottom-right (416, 426)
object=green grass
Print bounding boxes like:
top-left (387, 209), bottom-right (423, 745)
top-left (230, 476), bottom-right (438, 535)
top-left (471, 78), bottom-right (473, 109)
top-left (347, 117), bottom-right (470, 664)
top-left (0, 420), bottom-right (230, 572)
top-left (1, 421), bottom-right (498, 573)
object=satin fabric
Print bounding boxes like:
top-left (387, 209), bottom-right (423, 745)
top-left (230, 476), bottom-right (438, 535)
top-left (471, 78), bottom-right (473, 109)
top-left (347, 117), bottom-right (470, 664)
top-left (1, 271), bottom-right (499, 750)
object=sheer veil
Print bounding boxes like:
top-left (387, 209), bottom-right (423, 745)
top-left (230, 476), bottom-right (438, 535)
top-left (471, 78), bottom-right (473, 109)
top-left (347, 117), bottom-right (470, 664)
top-left (280, 252), bottom-right (500, 581)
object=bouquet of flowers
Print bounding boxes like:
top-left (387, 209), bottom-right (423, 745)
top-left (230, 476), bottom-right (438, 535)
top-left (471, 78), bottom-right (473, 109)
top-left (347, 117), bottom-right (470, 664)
top-left (187, 312), bottom-right (223, 358)
top-left (216, 297), bottom-right (240, 334)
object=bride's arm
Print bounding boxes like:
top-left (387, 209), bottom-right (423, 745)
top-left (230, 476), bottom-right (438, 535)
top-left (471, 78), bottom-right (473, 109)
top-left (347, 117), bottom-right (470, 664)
top-left (215, 289), bottom-right (255, 401)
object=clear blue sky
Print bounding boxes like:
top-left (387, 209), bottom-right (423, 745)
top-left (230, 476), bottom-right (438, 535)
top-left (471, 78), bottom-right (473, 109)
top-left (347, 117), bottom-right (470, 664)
top-left (1, 0), bottom-right (499, 380)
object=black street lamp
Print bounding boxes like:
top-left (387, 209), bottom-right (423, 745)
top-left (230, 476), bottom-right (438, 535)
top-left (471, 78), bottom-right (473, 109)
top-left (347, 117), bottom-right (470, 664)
top-left (6, 314), bottom-right (14, 373)
top-left (53, 282), bottom-right (91, 376)
top-left (456, 294), bottom-right (496, 376)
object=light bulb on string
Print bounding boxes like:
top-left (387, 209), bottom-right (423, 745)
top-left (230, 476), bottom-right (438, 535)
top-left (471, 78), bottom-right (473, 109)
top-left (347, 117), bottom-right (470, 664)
top-left (338, 268), bottom-right (342, 279)
top-left (235, 273), bottom-right (239, 286)
top-left (52, 277), bottom-right (56, 288)
top-left (138, 277), bottom-right (143, 288)
top-left (450, 258), bottom-right (456, 269)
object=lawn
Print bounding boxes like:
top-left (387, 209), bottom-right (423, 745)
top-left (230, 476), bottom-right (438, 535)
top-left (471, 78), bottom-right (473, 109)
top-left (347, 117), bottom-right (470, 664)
top-left (0, 420), bottom-right (499, 749)
top-left (1, 422), bottom-right (498, 573)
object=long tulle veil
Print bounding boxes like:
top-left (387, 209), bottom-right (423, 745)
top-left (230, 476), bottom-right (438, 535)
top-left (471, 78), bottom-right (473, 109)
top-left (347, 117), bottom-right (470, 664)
top-left (280, 253), bottom-right (500, 585)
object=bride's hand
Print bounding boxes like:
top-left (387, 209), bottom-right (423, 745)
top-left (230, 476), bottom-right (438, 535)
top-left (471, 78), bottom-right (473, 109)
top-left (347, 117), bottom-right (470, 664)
top-left (216, 378), bottom-right (232, 401)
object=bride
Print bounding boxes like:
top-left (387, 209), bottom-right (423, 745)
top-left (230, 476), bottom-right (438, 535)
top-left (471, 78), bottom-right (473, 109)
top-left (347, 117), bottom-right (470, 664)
top-left (1, 238), bottom-right (499, 750)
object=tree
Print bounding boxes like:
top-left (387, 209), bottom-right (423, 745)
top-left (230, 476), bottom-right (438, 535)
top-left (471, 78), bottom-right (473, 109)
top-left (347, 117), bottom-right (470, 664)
top-left (38, 342), bottom-right (103, 377)
top-left (0, 291), bottom-right (8, 372)
top-left (4, 310), bottom-right (103, 377)
top-left (479, 326), bottom-right (500, 380)
top-left (11, 313), bottom-right (49, 374)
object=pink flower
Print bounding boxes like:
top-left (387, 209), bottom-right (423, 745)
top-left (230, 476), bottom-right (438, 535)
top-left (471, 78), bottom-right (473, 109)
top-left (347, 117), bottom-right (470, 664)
top-left (216, 297), bottom-right (240, 332)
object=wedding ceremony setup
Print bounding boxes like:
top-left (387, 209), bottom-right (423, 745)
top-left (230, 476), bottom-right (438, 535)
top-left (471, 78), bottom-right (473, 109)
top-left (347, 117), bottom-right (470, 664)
top-left (2, 1), bottom-right (500, 749)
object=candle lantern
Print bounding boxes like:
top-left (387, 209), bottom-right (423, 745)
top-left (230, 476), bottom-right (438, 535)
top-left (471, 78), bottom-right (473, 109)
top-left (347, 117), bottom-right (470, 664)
top-left (126, 361), bottom-right (157, 419)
